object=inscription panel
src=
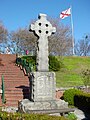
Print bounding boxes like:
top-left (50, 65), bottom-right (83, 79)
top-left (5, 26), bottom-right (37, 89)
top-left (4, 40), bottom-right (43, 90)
top-left (31, 72), bottom-right (56, 101)
top-left (37, 76), bottom-right (46, 96)
top-left (37, 75), bottom-right (51, 97)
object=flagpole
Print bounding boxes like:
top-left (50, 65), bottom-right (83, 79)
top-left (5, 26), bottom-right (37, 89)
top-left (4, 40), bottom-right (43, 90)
top-left (70, 5), bottom-right (75, 55)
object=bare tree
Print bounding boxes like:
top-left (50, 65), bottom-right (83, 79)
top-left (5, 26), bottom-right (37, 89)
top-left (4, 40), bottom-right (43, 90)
top-left (75, 35), bottom-right (90, 56)
top-left (10, 28), bottom-right (37, 54)
top-left (0, 21), bottom-right (8, 43)
top-left (48, 17), bottom-right (72, 55)
top-left (10, 17), bottom-right (72, 55)
top-left (0, 21), bottom-right (8, 53)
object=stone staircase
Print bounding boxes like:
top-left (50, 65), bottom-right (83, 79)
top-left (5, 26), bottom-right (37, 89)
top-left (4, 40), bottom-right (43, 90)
top-left (0, 54), bottom-right (30, 107)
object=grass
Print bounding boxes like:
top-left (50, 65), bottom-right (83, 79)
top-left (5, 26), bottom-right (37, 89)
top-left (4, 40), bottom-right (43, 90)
top-left (56, 56), bottom-right (90, 87)
top-left (21, 55), bottom-right (90, 88)
top-left (0, 112), bottom-right (68, 120)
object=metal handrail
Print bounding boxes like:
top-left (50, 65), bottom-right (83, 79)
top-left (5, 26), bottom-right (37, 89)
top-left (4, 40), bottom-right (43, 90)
top-left (1, 75), bottom-right (5, 104)
top-left (16, 57), bottom-right (33, 75)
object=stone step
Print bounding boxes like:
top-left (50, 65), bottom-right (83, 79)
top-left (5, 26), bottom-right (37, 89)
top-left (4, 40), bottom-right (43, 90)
top-left (0, 71), bottom-right (21, 74)
top-left (5, 96), bottom-right (29, 99)
top-left (0, 54), bottom-right (30, 107)
top-left (0, 67), bottom-right (21, 69)
top-left (5, 94), bottom-right (29, 99)
top-left (0, 65), bottom-right (17, 67)
top-left (5, 87), bottom-right (30, 90)
top-left (0, 71), bottom-right (25, 74)
top-left (5, 84), bottom-right (29, 88)
top-left (0, 103), bottom-right (2, 106)
top-left (5, 85), bottom-right (29, 88)
top-left (1, 76), bottom-right (26, 78)
top-left (0, 70), bottom-right (23, 73)
top-left (0, 72), bottom-right (21, 74)
top-left (0, 99), bottom-right (2, 102)
top-left (3, 78), bottom-right (27, 81)
top-left (4, 82), bottom-right (29, 85)
top-left (5, 89), bottom-right (28, 93)
top-left (0, 65), bottom-right (18, 67)
top-left (4, 101), bottom-right (19, 107)
top-left (0, 76), bottom-right (25, 78)
top-left (0, 97), bottom-right (2, 105)
top-left (5, 90), bottom-right (30, 94)
top-left (0, 70), bottom-right (24, 73)
top-left (4, 78), bottom-right (29, 81)
top-left (0, 69), bottom-right (24, 71)
top-left (5, 96), bottom-right (24, 100)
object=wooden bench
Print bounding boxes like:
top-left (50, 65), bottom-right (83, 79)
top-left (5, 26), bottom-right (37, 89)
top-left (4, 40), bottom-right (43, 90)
top-left (28, 108), bottom-right (75, 116)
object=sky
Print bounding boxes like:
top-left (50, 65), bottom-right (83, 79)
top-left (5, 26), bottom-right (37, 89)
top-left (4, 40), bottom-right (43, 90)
top-left (0, 0), bottom-right (90, 42)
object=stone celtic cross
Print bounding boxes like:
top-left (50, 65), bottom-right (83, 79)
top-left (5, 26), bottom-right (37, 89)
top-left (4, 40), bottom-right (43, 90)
top-left (29, 13), bottom-right (56, 71)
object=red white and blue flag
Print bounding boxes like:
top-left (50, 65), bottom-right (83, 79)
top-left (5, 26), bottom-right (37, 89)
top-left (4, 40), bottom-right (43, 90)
top-left (60, 8), bottom-right (71, 19)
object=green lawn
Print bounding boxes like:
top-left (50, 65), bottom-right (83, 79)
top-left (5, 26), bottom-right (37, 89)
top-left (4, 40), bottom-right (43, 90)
top-left (56, 56), bottom-right (90, 87)
top-left (21, 55), bottom-right (90, 87)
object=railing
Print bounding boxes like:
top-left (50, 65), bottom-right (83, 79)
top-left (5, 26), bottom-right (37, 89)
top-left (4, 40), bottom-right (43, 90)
top-left (16, 57), bottom-right (33, 76)
top-left (1, 75), bottom-right (5, 104)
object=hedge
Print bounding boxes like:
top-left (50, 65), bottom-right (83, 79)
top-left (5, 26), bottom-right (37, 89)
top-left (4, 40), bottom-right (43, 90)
top-left (21, 55), bottom-right (63, 71)
top-left (74, 92), bottom-right (90, 111)
top-left (0, 112), bottom-right (68, 120)
top-left (63, 88), bottom-right (82, 106)
top-left (63, 88), bottom-right (90, 111)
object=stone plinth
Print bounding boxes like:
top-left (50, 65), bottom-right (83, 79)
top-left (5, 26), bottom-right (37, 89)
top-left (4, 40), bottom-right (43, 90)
top-left (18, 99), bottom-right (68, 113)
top-left (18, 72), bottom-right (68, 112)
top-left (30, 72), bottom-right (56, 102)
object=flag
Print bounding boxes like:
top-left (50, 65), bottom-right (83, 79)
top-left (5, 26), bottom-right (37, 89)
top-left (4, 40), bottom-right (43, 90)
top-left (60, 8), bottom-right (71, 19)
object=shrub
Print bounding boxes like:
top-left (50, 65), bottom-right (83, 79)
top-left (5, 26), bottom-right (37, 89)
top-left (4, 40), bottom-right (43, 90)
top-left (63, 88), bottom-right (82, 106)
top-left (49, 56), bottom-right (64, 71)
top-left (0, 112), bottom-right (68, 120)
top-left (21, 55), bottom-right (64, 71)
top-left (74, 92), bottom-right (90, 111)
top-left (22, 55), bottom-right (36, 66)
top-left (66, 113), bottom-right (77, 120)
top-left (81, 69), bottom-right (90, 88)
top-left (21, 55), bottom-right (36, 71)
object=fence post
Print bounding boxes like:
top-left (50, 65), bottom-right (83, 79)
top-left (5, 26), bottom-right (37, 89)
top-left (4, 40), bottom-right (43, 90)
top-left (2, 75), bottom-right (5, 104)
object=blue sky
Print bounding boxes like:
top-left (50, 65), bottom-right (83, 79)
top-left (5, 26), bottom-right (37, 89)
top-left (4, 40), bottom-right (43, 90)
top-left (0, 0), bottom-right (90, 42)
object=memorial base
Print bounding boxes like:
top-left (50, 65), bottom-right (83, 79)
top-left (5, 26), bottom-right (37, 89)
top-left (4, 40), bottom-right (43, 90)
top-left (18, 71), bottom-right (68, 113)
top-left (18, 99), bottom-right (68, 113)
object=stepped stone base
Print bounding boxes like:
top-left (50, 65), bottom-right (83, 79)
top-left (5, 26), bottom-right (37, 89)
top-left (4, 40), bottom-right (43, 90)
top-left (18, 71), bottom-right (68, 113)
top-left (18, 99), bottom-right (68, 113)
